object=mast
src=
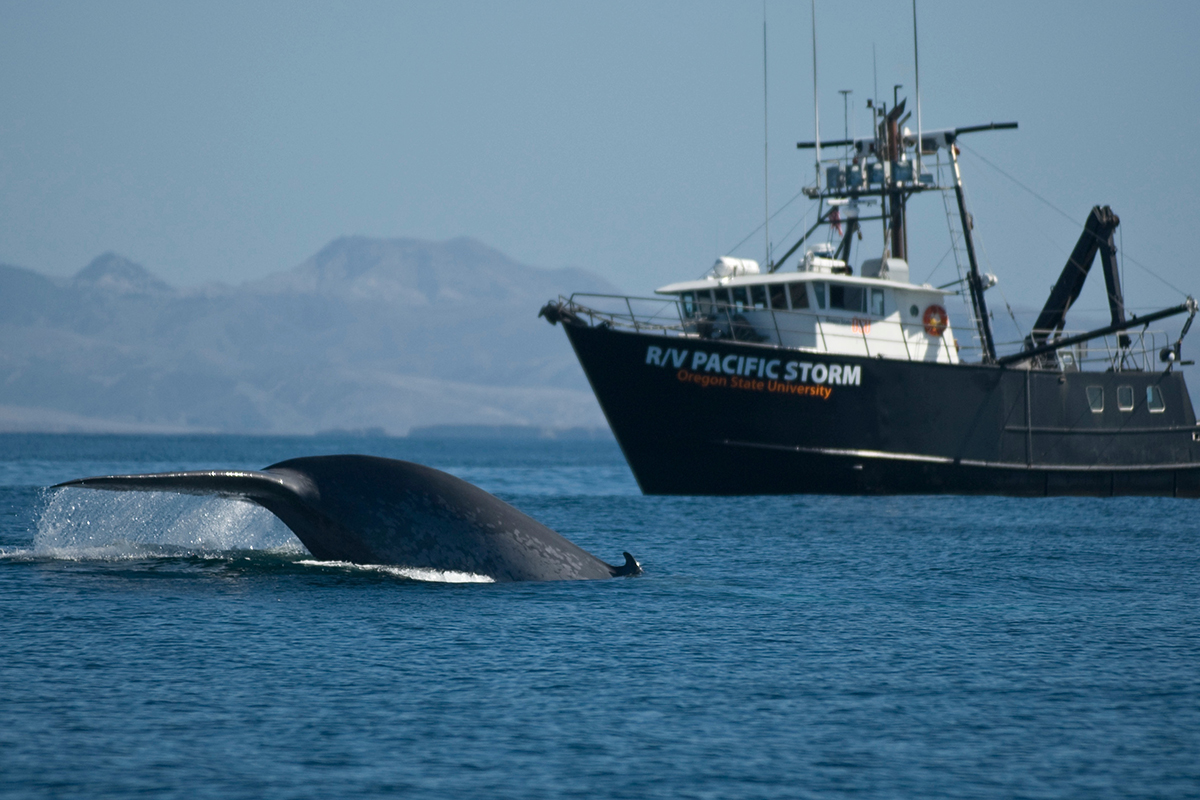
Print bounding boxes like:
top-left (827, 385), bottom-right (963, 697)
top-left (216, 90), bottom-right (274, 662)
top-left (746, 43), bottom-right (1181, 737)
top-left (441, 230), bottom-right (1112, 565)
top-left (763, 8), bottom-right (770, 267)
top-left (948, 144), bottom-right (997, 363)
top-left (883, 99), bottom-right (907, 261)
top-left (811, 0), bottom-right (821, 191)
top-left (912, 0), bottom-right (923, 180)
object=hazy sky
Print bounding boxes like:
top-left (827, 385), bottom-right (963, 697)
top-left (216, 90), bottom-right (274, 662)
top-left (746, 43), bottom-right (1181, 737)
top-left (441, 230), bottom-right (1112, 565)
top-left (2, 0), bottom-right (1198, 328)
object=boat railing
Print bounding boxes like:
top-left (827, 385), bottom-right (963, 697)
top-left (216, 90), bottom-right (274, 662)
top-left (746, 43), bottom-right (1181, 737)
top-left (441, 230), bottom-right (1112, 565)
top-left (1030, 328), bottom-right (1172, 373)
top-left (560, 293), bottom-right (1170, 371)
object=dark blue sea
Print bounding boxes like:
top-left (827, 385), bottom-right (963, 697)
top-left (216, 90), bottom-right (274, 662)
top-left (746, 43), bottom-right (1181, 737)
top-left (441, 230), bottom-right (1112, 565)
top-left (1, 434), bottom-right (1198, 798)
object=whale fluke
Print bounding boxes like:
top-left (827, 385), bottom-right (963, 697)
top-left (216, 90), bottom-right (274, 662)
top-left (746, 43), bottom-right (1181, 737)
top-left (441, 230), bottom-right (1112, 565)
top-left (54, 455), bottom-right (641, 582)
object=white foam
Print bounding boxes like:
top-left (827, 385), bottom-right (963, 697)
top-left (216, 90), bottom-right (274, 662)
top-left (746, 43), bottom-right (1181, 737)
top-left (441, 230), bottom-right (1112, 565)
top-left (26, 489), bottom-right (495, 583)
top-left (296, 560), bottom-right (494, 583)
top-left (33, 488), bottom-right (302, 559)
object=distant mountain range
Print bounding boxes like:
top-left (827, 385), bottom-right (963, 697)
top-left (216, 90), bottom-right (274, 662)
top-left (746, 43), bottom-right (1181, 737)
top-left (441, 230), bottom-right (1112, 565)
top-left (0, 237), bottom-right (618, 434)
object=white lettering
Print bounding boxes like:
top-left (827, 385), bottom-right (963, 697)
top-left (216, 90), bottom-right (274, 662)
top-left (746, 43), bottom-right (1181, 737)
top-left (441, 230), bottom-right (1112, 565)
top-left (797, 362), bottom-right (813, 382)
top-left (745, 357), bottom-right (758, 376)
top-left (812, 363), bottom-right (828, 384)
top-left (669, 348), bottom-right (688, 368)
top-left (842, 365), bottom-right (861, 386)
top-left (722, 354), bottom-right (738, 375)
top-left (646, 346), bottom-right (663, 366)
top-left (705, 353), bottom-right (722, 373)
top-left (756, 358), bottom-right (766, 378)
top-left (766, 359), bottom-right (780, 379)
top-left (737, 356), bottom-right (745, 375)
top-left (692, 350), bottom-right (708, 370)
top-left (829, 364), bottom-right (843, 385)
top-left (784, 361), bottom-right (798, 381)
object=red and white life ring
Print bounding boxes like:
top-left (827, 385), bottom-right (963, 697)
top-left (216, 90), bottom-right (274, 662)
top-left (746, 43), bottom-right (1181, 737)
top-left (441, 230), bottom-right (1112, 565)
top-left (922, 305), bottom-right (948, 337)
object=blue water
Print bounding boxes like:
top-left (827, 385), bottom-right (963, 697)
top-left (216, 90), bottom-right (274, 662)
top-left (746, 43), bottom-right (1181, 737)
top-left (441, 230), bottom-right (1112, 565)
top-left (1, 434), bottom-right (1198, 798)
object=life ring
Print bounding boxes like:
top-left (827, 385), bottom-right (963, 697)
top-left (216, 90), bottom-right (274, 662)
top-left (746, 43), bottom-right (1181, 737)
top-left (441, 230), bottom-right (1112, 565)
top-left (922, 305), bottom-right (948, 337)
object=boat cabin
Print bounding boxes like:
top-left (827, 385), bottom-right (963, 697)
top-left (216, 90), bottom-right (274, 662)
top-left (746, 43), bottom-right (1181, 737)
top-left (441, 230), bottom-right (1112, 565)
top-left (656, 244), bottom-right (959, 363)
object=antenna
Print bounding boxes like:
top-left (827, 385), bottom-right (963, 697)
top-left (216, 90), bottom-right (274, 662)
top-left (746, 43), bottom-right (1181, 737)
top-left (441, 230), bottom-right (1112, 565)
top-left (912, 0), bottom-right (923, 179)
top-left (811, 0), bottom-right (821, 191)
top-left (872, 44), bottom-right (878, 111)
top-left (763, 3), bottom-right (770, 266)
top-left (839, 89), bottom-right (852, 157)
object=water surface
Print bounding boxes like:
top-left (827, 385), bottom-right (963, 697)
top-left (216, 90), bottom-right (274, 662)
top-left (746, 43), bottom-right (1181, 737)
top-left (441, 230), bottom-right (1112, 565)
top-left (1, 434), bottom-right (1198, 798)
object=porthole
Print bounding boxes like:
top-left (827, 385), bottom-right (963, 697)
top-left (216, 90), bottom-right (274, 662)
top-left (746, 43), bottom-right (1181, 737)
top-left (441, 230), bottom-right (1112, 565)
top-left (1147, 385), bottom-right (1166, 413)
top-left (1117, 385), bottom-right (1134, 411)
top-left (1086, 386), bottom-right (1103, 413)
top-left (909, 304), bottom-right (919, 317)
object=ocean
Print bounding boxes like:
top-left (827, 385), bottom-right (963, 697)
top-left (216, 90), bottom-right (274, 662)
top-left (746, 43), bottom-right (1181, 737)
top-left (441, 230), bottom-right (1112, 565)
top-left (1, 433), bottom-right (1198, 798)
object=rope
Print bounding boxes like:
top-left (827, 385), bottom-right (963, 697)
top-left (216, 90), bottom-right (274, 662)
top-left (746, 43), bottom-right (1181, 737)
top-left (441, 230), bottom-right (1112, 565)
top-left (959, 143), bottom-right (1187, 297)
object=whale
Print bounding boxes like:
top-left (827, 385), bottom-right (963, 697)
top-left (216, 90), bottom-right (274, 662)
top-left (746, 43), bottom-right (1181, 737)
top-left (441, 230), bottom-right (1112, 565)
top-left (53, 455), bottom-right (641, 582)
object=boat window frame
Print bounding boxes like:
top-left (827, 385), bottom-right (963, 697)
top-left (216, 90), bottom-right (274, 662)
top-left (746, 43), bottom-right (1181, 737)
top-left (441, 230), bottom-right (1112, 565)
top-left (1117, 385), bottom-right (1135, 411)
top-left (1086, 386), bottom-right (1104, 413)
top-left (870, 288), bottom-right (885, 317)
top-left (813, 282), bottom-right (826, 310)
top-left (1147, 385), bottom-right (1166, 413)
top-left (750, 285), bottom-right (768, 309)
top-left (789, 282), bottom-right (809, 310)
top-left (732, 286), bottom-right (750, 311)
top-left (680, 291), bottom-right (697, 319)
top-left (768, 284), bottom-right (787, 310)
top-left (828, 281), bottom-right (866, 313)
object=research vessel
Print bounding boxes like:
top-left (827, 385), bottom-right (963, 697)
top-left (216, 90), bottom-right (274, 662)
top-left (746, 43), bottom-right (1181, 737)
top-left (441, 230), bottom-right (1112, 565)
top-left (540, 97), bottom-right (1200, 496)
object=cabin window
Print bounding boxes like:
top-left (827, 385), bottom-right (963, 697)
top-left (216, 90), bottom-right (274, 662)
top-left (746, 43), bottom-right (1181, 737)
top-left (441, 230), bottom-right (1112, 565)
top-left (732, 286), bottom-right (750, 310)
top-left (829, 283), bottom-right (866, 313)
top-left (695, 289), bottom-right (714, 315)
top-left (1086, 386), bottom-right (1104, 413)
top-left (680, 291), bottom-right (696, 318)
top-left (870, 288), bottom-right (885, 316)
top-left (789, 283), bottom-right (809, 310)
top-left (814, 282), bottom-right (826, 309)
top-left (1147, 385), bottom-right (1166, 413)
top-left (713, 287), bottom-right (731, 307)
top-left (750, 285), bottom-right (768, 309)
top-left (768, 284), bottom-right (787, 310)
top-left (1117, 385), bottom-right (1134, 411)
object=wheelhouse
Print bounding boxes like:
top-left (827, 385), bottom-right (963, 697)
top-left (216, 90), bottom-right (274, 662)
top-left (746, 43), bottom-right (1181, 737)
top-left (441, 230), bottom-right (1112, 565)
top-left (656, 252), bottom-right (959, 363)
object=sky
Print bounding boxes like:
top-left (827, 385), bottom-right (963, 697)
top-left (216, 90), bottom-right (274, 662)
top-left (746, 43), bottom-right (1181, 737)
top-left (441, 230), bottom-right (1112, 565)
top-left (2, 0), bottom-right (1199, 339)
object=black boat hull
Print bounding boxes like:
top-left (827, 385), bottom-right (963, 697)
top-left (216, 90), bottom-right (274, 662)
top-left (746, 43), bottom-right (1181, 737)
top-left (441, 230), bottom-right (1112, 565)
top-left (561, 322), bottom-right (1200, 496)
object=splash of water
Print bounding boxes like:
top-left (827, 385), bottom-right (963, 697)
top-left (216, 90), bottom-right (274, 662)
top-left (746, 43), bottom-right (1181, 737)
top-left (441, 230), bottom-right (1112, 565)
top-left (32, 487), bottom-right (303, 560)
top-left (25, 488), bottom-right (495, 584)
top-left (296, 560), bottom-right (495, 584)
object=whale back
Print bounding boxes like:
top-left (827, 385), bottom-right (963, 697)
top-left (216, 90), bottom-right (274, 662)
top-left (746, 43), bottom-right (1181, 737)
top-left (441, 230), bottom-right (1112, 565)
top-left (263, 456), bottom-right (618, 581)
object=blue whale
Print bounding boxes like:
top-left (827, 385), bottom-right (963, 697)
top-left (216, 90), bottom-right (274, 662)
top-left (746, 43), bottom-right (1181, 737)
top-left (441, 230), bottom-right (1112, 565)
top-left (54, 455), bottom-right (641, 582)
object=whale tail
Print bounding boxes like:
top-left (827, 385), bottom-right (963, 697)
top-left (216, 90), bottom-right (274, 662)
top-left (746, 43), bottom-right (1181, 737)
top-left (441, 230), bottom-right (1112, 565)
top-left (53, 457), bottom-right (641, 582)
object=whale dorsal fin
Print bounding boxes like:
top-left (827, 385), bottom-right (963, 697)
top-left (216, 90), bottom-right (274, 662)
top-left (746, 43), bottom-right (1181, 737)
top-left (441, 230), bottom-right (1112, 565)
top-left (612, 551), bottom-right (642, 577)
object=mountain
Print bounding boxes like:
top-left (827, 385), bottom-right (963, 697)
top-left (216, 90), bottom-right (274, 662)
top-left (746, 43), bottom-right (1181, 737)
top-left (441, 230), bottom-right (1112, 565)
top-left (72, 253), bottom-right (174, 295)
top-left (0, 238), bottom-right (617, 434)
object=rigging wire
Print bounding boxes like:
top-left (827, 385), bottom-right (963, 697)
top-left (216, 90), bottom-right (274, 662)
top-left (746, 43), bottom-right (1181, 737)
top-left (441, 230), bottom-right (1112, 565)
top-left (774, 200), bottom-right (818, 252)
top-left (995, 283), bottom-right (1025, 339)
top-left (723, 186), bottom-right (811, 257)
top-left (959, 142), bottom-right (1187, 297)
top-left (920, 244), bottom-right (955, 284)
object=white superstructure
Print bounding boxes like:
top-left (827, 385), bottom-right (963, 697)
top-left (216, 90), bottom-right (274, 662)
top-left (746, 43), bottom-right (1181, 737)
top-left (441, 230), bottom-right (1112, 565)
top-left (655, 246), bottom-right (959, 363)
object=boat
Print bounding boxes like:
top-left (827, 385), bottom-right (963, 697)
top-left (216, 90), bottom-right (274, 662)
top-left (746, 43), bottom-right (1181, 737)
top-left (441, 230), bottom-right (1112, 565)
top-left (539, 77), bottom-right (1200, 497)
